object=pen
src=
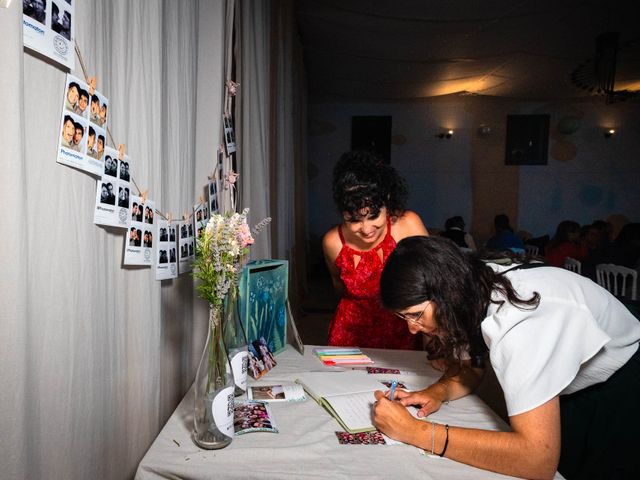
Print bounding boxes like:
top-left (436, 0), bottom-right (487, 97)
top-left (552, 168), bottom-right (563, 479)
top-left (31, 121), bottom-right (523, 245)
top-left (388, 380), bottom-right (398, 400)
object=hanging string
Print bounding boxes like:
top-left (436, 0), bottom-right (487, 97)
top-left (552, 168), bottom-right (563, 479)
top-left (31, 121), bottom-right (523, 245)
top-left (73, 40), bottom-right (200, 225)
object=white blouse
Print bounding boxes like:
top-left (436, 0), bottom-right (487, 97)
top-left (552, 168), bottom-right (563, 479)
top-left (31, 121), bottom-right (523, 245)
top-left (482, 264), bottom-right (640, 416)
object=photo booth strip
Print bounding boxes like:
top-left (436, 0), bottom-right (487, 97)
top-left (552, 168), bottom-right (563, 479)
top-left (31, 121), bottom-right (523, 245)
top-left (23, 0), bottom-right (75, 69)
top-left (123, 195), bottom-right (155, 266)
top-left (155, 218), bottom-right (178, 281)
top-left (93, 147), bottom-right (132, 229)
top-left (177, 220), bottom-right (195, 275)
top-left (57, 74), bottom-right (106, 177)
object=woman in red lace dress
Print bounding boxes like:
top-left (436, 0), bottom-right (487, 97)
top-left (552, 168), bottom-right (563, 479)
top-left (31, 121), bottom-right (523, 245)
top-left (322, 151), bottom-right (429, 349)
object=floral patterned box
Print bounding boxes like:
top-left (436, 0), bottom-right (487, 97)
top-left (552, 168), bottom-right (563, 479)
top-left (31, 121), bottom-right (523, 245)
top-left (238, 260), bottom-right (289, 355)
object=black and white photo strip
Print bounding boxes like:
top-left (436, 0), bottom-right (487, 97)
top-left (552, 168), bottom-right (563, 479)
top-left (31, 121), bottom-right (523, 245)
top-left (57, 74), bottom-right (108, 176)
top-left (23, 0), bottom-right (75, 69)
top-left (193, 202), bottom-right (209, 239)
top-left (223, 115), bottom-right (236, 155)
top-left (177, 220), bottom-right (195, 274)
top-left (94, 147), bottom-right (132, 228)
top-left (208, 177), bottom-right (220, 216)
top-left (155, 219), bottom-right (178, 281)
top-left (124, 195), bottom-right (155, 266)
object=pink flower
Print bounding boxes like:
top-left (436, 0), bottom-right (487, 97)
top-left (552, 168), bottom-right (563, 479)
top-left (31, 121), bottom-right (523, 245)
top-left (238, 223), bottom-right (254, 248)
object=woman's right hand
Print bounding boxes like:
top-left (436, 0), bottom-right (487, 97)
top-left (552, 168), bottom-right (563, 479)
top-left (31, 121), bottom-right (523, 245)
top-left (395, 384), bottom-right (446, 418)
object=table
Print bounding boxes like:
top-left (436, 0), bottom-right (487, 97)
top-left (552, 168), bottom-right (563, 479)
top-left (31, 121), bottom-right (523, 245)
top-left (135, 345), bottom-right (564, 479)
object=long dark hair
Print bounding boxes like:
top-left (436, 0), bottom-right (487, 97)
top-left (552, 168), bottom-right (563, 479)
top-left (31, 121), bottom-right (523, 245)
top-left (380, 236), bottom-right (540, 362)
top-left (332, 150), bottom-right (408, 221)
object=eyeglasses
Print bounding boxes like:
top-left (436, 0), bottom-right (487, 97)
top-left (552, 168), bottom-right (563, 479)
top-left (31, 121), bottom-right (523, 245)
top-left (394, 302), bottom-right (430, 326)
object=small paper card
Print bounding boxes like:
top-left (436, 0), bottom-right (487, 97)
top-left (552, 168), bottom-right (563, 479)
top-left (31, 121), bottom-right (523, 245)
top-left (234, 401), bottom-right (278, 435)
top-left (123, 195), bottom-right (155, 266)
top-left (57, 74), bottom-right (108, 176)
top-left (335, 431), bottom-right (387, 445)
top-left (248, 337), bottom-right (277, 379)
top-left (247, 383), bottom-right (306, 402)
top-left (155, 219), bottom-right (177, 280)
top-left (93, 148), bottom-right (131, 229)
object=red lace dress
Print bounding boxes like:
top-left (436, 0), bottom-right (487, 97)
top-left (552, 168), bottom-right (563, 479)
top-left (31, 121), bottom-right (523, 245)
top-left (327, 221), bottom-right (417, 350)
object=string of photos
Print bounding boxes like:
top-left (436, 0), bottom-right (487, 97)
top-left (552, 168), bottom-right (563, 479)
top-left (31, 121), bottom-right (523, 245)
top-left (55, 41), bottom-right (240, 281)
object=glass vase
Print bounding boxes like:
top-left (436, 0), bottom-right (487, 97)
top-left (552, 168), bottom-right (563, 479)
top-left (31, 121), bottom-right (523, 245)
top-left (223, 283), bottom-right (249, 396)
top-left (193, 304), bottom-right (235, 449)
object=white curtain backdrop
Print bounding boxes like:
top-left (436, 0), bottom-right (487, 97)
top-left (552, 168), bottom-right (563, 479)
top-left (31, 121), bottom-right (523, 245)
top-left (0, 0), bottom-right (305, 477)
top-left (0, 0), bottom-right (232, 478)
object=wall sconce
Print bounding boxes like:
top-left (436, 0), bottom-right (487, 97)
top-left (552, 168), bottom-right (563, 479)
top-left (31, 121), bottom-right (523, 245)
top-left (437, 130), bottom-right (454, 139)
top-left (604, 128), bottom-right (616, 138)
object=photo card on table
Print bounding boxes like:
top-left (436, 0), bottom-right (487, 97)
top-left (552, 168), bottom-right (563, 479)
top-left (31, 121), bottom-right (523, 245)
top-left (124, 195), bottom-right (155, 266)
top-left (247, 336), bottom-right (277, 380)
top-left (233, 401), bottom-right (278, 435)
top-left (23, 0), bottom-right (75, 69)
top-left (57, 74), bottom-right (107, 176)
top-left (155, 219), bottom-right (177, 280)
top-left (177, 219), bottom-right (195, 274)
top-left (93, 147), bottom-right (131, 229)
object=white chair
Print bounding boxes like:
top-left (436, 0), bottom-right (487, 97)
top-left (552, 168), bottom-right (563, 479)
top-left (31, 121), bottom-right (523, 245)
top-left (596, 264), bottom-right (638, 301)
top-left (564, 257), bottom-right (581, 275)
top-left (524, 244), bottom-right (539, 256)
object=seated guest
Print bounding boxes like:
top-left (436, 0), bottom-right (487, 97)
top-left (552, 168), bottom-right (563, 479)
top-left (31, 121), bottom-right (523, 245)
top-left (581, 223), bottom-right (608, 280)
top-left (606, 222), bottom-right (640, 269)
top-left (374, 236), bottom-right (640, 480)
top-left (545, 220), bottom-right (588, 268)
top-left (485, 214), bottom-right (524, 252)
top-left (440, 216), bottom-right (476, 251)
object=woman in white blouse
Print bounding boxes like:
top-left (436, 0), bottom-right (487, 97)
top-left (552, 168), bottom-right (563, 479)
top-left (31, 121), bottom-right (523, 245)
top-left (374, 236), bottom-right (640, 480)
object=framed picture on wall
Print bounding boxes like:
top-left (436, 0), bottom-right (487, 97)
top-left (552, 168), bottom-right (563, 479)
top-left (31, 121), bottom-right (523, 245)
top-left (505, 114), bottom-right (550, 165)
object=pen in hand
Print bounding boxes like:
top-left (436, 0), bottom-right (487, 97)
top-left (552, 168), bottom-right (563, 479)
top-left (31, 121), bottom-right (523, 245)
top-left (388, 380), bottom-right (398, 400)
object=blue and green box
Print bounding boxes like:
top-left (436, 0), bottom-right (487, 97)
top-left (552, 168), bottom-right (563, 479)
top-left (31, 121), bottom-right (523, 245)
top-left (238, 260), bottom-right (289, 355)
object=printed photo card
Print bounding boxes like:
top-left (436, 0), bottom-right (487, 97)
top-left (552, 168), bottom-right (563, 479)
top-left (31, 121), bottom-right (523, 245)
top-left (177, 219), bottom-right (195, 274)
top-left (208, 178), bottom-right (219, 216)
top-left (247, 383), bottom-right (306, 403)
top-left (124, 195), bottom-right (155, 266)
top-left (155, 219), bottom-right (178, 280)
top-left (223, 115), bottom-right (236, 155)
top-left (93, 147), bottom-right (131, 229)
top-left (23, 0), bottom-right (75, 69)
top-left (248, 337), bottom-right (277, 380)
top-left (57, 74), bottom-right (108, 176)
top-left (193, 202), bottom-right (209, 240)
top-left (233, 401), bottom-right (278, 435)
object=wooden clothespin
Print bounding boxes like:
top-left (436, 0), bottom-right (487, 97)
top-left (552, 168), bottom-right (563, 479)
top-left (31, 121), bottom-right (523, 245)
top-left (118, 144), bottom-right (126, 160)
top-left (198, 195), bottom-right (204, 206)
top-left (140, 189), bottom-right (149, 203)
top-left (88, 76), bottom-right (97, 95)
top-left (167, 212), bottom-right (173, 224)
top-left (183, 212), bottom-right (189, 221)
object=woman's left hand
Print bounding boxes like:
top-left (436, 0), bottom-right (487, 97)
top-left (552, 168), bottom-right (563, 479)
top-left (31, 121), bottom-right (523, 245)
top-left (372, 390), bottom-right (421, 444)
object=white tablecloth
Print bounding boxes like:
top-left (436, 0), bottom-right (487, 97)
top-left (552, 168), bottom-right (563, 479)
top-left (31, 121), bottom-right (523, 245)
top-left (135, 345), bottom-right (563, 480)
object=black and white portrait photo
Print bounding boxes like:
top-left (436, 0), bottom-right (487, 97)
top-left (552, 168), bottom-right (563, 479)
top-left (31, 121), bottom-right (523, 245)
top-left (24, 0), bottom-right (46, 25)
top-left (118, 187), bottom-right (130, 208)
top-left (119, 161), bottom-right (130, 181)
top-left (100, 182), bottom-right (115, 205)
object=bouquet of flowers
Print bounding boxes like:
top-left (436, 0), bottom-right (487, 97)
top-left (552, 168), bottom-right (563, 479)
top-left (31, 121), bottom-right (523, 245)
top-left (192, 207), bottom-right (271, 449)
top-left (193, 208), bottom-right (256, 310)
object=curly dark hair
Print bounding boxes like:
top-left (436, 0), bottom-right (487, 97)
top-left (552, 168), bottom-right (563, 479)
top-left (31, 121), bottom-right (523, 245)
top-left (380, 236), bottom-right (540, 363)
top-left (332, 151), bottom-right (408, 221)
